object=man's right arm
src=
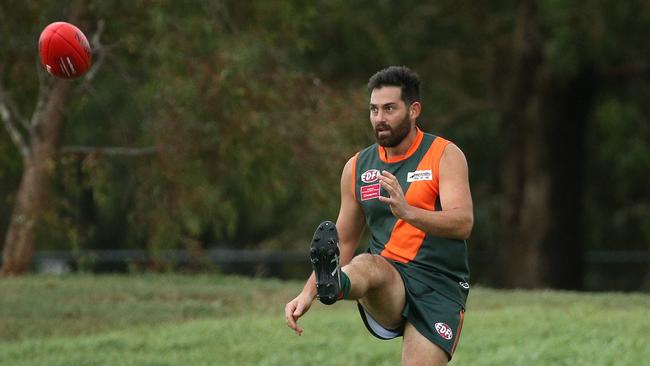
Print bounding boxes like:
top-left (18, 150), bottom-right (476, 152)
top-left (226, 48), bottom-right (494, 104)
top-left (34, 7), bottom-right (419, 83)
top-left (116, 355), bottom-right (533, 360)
top-left (296, 155), bottom-right (365, 297)
top-left (285, 155), bottom-right (365, 335)
top-left (336, 155), bottom-right (366, 267)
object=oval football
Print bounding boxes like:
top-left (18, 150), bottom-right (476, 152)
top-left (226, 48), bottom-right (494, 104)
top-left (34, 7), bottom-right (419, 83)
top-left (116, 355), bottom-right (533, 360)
top-left (38, 22), bottom-right (92, 79)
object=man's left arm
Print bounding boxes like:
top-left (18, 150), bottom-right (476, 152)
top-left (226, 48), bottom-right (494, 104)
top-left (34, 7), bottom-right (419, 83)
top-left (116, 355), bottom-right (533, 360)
top-left (378, 144), bottom-right (474, 240)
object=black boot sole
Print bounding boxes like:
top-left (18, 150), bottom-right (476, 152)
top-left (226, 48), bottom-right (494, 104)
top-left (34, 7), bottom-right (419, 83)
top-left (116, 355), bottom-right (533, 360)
top-left (310, 220), bottom-right (340, 305)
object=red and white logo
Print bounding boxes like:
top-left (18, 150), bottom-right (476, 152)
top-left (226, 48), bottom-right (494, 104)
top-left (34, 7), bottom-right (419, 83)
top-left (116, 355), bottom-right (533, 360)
top-left (360, 183), bottom-right (381, 201)
top-left (434, 322), bottom-right (453, 340)
top-left (361, 169), bottom-right (380, 183)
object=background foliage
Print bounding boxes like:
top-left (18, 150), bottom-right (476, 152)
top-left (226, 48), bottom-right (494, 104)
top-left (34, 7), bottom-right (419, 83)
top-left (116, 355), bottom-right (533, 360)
top-left (1, 1), bottom-right (648, 288)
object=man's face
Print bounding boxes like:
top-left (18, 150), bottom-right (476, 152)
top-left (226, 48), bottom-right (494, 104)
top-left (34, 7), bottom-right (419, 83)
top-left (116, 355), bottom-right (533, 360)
top-left (369, 86), bottom-right (412, 148)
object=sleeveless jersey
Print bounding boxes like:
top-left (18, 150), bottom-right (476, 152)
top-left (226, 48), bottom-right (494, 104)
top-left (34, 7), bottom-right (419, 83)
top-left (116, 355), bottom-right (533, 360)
top-left (352, 128), bottom-right (470, 306)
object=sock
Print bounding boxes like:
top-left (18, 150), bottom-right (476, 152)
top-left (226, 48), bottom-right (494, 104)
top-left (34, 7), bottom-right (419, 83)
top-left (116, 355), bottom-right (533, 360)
top-left (338, 271), bottom-right (351, 300)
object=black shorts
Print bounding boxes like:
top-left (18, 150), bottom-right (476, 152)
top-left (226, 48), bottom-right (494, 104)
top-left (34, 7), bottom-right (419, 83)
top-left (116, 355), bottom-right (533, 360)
top-left (357, 264), bottom-right (466, 359)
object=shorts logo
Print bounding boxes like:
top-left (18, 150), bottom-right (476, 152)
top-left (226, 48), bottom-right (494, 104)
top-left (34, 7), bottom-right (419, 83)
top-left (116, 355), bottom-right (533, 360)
top-left (360, 183), bottom-right (381, 201)
top-left (434, 322), bottom-right (453, 340)
top-left (361, 169), bottom-right (380, 183)
top-left (459, 282), bottom-right (470, 289)
top-left (407, 170), bottom-right (432, 182)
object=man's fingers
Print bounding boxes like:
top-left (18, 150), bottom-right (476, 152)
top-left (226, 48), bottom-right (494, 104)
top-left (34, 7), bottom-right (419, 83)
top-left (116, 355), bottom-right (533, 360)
top-left (294, 324), bottom-right (304, 336)
top-left (285, 301), bottom-right (305, 336)
top-left (379, 179), bottom-right (395, 195)
top-left (285, 303), bottom-right (297, 327)
top-left (379, 179), bottom-right (401, 200)
top-left (379, 172), bottom-right (400, 190)
top-left (381, 170), bottom-right (396, 179)
top-left (379, 172), bottom-right (397, 185)
top-left (293, 304), bottom-right (303, 317)
top-left (378, 176), bottom-right (393, 189)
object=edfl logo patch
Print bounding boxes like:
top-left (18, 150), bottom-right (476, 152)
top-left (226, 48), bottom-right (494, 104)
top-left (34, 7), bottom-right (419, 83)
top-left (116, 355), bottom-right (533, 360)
top-left (361, 169), bottom-right (380, 183)
top-left (434, 322), bottom-right (453, 340)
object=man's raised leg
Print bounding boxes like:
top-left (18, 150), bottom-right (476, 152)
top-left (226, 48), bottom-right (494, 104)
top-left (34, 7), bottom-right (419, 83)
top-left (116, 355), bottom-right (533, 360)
top-left (344, 253), bottom-right (405, 330)
top-left (310, 221), bottom-right (405, 329)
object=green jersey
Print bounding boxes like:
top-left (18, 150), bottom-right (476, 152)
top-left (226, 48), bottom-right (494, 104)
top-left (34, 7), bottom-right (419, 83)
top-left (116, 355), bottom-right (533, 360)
top-left (352, 128), bottom-right (470, 306)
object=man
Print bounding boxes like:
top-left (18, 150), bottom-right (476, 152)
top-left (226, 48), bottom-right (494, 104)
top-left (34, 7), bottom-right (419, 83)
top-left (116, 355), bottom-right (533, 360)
top-left (285, 66), bottom-right (473, 365)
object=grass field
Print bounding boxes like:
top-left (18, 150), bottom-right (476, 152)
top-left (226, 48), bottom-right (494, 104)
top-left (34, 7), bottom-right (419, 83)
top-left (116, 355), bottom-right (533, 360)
top-left (0, 274), bottom-right (648, 365)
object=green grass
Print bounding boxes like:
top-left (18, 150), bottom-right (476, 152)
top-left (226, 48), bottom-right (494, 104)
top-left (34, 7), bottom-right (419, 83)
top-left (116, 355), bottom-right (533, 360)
top-left (0, 274), bottom-right (648, 365)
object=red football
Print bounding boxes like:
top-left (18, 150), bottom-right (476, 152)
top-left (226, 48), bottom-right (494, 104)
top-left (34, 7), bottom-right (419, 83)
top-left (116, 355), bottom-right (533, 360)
top-left (38, 22), bottom-right (92, 79)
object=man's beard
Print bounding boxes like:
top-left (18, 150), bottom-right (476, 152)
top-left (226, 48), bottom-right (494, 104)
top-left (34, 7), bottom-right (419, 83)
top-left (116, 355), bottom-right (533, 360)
top-left (374, 114), bottom-right (412, 148)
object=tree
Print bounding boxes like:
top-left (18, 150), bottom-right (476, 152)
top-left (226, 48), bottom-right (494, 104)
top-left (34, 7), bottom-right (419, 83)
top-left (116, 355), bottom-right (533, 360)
top-left (1, 1), bottom-right (368, 273)
top-left (0, 0), bottom-right (97, 274)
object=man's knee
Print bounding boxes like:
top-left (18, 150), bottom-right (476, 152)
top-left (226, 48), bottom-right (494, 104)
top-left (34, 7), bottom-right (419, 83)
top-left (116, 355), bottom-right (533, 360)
top-left (347, 252), bottom-right (375, 266)
top-left (347, 253), bottom-right (393, 270)
top-left (344, 253), bottom-right (395, 284)
top-left (341, 254), bottom-right (402, 301)
top-left (343, 253), bottom-right (376, 277)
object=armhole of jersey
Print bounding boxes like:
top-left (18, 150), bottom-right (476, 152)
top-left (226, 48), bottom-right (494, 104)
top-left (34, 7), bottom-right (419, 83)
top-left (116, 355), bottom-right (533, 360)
top-left (431, 137), bottom-right (450, 186)
top-left (351, 152), bottom-right (359, 201)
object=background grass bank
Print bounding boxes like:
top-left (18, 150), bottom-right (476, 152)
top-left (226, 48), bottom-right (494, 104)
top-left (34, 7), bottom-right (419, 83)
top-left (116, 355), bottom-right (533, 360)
top-left (1, 274), bottom-right (648, 365)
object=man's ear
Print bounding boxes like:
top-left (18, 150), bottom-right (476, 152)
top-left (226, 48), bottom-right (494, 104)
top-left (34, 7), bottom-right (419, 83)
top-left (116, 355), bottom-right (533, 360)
top-left (409, 102), bottom-right (422, 119)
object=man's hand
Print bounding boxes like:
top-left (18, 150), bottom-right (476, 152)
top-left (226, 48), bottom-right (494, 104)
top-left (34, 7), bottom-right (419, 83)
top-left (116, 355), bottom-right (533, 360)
top-left (285, 292), bottom-right (314, 336)
top-left (378, 170), bottom-right (412, 220)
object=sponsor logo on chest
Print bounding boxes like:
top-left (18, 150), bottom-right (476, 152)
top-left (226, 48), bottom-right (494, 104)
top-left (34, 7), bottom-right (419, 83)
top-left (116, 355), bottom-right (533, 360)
top-left (360, 169), bottom-right (381, 201)
top-left (407, 169), bottom-right (432, 182)
top-left (360, 183), bottom-right (381, 201)
top-left (361, 169), bottom-right (380, 183)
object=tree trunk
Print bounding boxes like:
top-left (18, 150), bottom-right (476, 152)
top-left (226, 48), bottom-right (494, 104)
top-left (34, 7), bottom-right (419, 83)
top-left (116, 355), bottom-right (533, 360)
top-left (1, 0), bottom-right (87, 275)
top-left (542, 69), bottom-right (597, 289)
top-left (498, 0), bottom-right (548, 288)
top-left (1, 80), bottom-right (73, 275)
top-left (497, 0), bottom-right (595, 289)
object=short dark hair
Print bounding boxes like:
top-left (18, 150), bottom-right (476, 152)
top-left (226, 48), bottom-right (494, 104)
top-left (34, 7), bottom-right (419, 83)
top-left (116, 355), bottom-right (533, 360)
top-left (367, 66), bottom-right (421, 106)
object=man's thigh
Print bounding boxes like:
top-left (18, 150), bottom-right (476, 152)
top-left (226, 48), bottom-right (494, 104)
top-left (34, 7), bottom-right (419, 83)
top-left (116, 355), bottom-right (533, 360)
top-left (402, 322), bottom-right (448, 366)
top-left (353, 254), bottom-right (405, 330)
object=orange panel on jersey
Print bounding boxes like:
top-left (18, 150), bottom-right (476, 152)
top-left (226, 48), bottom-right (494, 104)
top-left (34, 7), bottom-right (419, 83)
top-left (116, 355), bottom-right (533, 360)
top-left (380, 137), bottom-right (450, 263)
